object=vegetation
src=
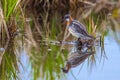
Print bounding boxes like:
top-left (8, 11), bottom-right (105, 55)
top-left (0, 0), bottom-right (120, 80)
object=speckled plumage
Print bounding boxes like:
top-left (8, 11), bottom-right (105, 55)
top-left (65, 14), bottom-right (94, 39)
top-left (68, 20), bottom-right (94, 39)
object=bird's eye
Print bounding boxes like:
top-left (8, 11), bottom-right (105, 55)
top-left (64, 14), bottom-right (70, 20)
top-left (64, 16), bottom-right (69, 19)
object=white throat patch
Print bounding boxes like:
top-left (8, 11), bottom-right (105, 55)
top-left (66, 19), bottom-right (70, 21)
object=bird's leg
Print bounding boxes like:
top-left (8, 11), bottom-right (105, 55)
top-left (77, 38), bottom-right (82, 41)
top-left (79, 39), bottom-right (89, 52)
top-left (75, 38), bottom-right (83, 51)
top-left (83, 39), bottom-right (94, 52)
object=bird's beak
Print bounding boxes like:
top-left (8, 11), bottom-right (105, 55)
top-left (69, 15), bottom-right (73, 21)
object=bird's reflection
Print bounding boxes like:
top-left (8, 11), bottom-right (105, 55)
top-left (62, 39), bottom-right (95, 73)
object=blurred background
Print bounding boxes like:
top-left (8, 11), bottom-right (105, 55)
top-left (0, 0), bottom-right (120, 80)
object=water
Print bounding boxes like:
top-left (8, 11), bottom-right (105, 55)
top-left (18, 50), bottom-right (32, 80)
top-left (17, 34), bottom-right (120, 80)
top-left (67, 36), bottom-right (120, 80)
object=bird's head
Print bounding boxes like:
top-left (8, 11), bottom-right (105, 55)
top-left (64, 14), bottom-right (73, 26)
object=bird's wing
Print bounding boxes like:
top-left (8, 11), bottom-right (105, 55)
top-left (71, 21), bottom-right (89, 36)
top-left (72, 20), bottom-right (87, 31)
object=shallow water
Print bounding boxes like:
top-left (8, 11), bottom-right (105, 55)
top-left (67, 36), bottom-right (120, 80)
top-left (18, 34), bottom-right (120, 80)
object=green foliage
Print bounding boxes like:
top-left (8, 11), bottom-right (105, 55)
top-left (0, 52), bottom-right (18, 80)
top-left (1, 0), bottom-right (18, 21)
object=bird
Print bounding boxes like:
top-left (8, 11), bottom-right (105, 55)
top-left (64, 14), bottom-right (95, 40)
top-left (62, 51), bottom-right (94, 73)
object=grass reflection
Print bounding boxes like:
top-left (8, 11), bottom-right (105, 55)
top-left (30, 43), bottom-right (67, 80)
top-left (0, 39), bottom-right (18, 80)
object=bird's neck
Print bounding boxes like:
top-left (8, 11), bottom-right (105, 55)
top-left (66, 18), bottom-right (73, 26)
top-left (66, 21), bottom-right (70, 26)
